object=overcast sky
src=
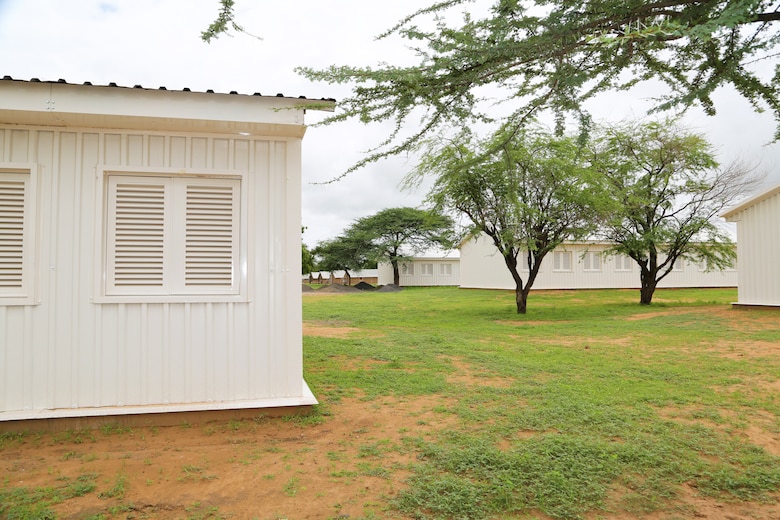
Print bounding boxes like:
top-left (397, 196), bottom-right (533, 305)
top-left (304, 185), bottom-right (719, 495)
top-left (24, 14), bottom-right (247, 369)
top-left (1, 0), bottom-right (778, 247)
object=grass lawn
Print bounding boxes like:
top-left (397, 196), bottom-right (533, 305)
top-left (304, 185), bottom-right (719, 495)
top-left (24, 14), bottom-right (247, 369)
top-left (1, 287), bottom-right (779, 519)
top-left (303, 287), bottom-right (780, 519)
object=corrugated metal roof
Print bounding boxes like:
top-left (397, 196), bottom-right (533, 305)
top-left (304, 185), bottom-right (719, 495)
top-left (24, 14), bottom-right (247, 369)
top-left (0, 75), bottom-right (336, 103)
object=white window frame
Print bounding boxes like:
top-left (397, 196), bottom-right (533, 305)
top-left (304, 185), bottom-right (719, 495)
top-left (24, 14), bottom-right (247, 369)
top-left (95, 168), bottom-right (248, 303)
top-left (420, 263), bottom-right (434, 276)
top-left (582, 251), bottom-right (602, 272)
top-left (401, 262), bottom-right (414, 276)
top-left (672, 257), bottom-right (685, 271)
top-left (0, 165), bottom-right (39, 305)
top-left (439, 263), bottom-right (452, 276)
top-left (553, 251), bottom-right (572, 272)
top-left (614, 255), bottom-right (633, 272)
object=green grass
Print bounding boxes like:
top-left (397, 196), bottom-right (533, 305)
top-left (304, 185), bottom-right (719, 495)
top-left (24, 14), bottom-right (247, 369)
top-left (303, 287), bottom-right (780, 519)
top-left (0, 473), bottom-right (97, 519)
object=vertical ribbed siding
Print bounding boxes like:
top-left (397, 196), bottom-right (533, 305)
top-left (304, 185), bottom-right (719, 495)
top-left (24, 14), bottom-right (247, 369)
top-left (735, 191), bottom-right (780, 305)
top-left (0, 127), bottom-right (306, 417)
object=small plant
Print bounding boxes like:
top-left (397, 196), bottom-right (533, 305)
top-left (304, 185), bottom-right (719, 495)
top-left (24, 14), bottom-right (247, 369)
top-left (185, 501), bottom-right (224, 519)
top-left (283, 477), bottom-right (301, 497)
top-left (180, 464), bottom-right (205, 480)
top-left (0, 431), bottom-right (27, 449)
top-left (100, 423), bottom-right (132, 436)
top-left (98, 473), bottom-right (127, 499)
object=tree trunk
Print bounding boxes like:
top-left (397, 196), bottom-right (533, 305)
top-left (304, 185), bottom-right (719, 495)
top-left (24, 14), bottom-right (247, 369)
top-left (639, 273), bottom-right (657, 305)
top-left (391, 260), bottom-right (400, 286)
top-left (515, 285), bottom-right (528, 314)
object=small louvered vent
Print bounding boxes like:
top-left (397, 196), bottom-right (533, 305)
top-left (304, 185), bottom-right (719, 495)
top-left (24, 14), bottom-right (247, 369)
top-left (112, 182), bottom-right (166, 286)
top-left (185, 184), bottom-right (235, 287)
top-left (0, 177), bottom-right (26, 289)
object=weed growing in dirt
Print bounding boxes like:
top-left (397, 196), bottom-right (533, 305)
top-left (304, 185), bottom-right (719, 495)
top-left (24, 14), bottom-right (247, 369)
top-left (98, 472), bottom-right (127, 499)
top-left (185, 501), bottom-right (226, 519)
top-left (283, 476), bottom-right (301, 497)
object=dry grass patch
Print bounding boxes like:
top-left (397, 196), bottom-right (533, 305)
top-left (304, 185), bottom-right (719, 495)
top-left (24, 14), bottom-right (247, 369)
top-left (302, 322), bottom-right (361, 338)
top-left (658, 406), bottom-right (780, 457)
top-left (442, 356), bottom-right (514, 389)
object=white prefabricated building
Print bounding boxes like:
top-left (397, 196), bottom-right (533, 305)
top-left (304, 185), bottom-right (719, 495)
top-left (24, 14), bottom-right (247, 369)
top-left (378, 257), bottom-right (460, 286)
top-left (0, 78), bottom-right (334, 425)
top-left (457, 233), bottom-right (737, 290)
top-left (721, 184), bottom-right (780, 307)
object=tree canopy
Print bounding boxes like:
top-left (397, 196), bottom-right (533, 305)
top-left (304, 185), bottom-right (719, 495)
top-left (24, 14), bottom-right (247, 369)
top-left (418, 126), bottom-right (601, 313)
top-left (292, 0), bottom-right (780, 175)
top-left (312, 234), bottom-right (371, 284)
top-left (312, 207), bottom-right (454, 286)
top-left (350, 207), bottom-right (455, 286)
top-left (590, 119), bottom-right (761, 304)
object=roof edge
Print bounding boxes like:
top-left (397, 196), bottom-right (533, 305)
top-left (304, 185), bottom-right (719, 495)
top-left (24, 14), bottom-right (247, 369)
top-left (721, 183), bottom-right (780, 219)
top-left (0, 75), bottom-right (337, 110)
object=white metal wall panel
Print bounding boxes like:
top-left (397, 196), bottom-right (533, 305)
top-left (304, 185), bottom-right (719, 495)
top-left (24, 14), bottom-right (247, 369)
top-left (0, 125), bottom-right (310, 419)
top-left (730, 191), bottom-right (780, 305)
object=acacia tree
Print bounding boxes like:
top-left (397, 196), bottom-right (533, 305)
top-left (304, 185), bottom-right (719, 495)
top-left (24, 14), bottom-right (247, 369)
top-left (590, 119), bottom-right (761, 305)
top-left (290, 0), bottom-right (780, 175)
top-left (418, 127), bottom-right (601, 314)
top-left (351, 207), bottom-right (455, 286)
top-left (312, 234), bottom-right (371, 285)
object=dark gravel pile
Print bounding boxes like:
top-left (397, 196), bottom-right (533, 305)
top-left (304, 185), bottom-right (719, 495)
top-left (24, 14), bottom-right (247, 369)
top-left (316, 284), bottom-right (362, 293)
top-left (377, 284), bottom-right (403, 292)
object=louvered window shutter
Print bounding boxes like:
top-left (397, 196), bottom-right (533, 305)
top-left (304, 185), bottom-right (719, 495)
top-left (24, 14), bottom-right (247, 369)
top-left (179, 178), bottom-right (240, 294)
top-left (0, 172), bottom-right (31, 298)
top-left (106, 177), bottom-right (170, 294)
top-left (105, 175), bottom-right (241, 297)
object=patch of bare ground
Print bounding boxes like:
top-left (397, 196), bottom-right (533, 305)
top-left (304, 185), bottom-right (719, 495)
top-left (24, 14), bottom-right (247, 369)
top-left (707, 340), bottom-right (780, 360)
top-left (303, 321), bottom-right (386, 340)
top-left (658, 406), bottom-right (780, 458)
top-left (599, 483), bottom-right (780, 520)
top-left (712, 307), bottom-right (780, 333)
top-left (625, 305), bottom-right (780, 333)
top-left (528, 335), bottom-right (633, 348)
top-left (302, 322), bottom-right (360, 338)
top-left (442, 356), bottom-right (514, 389)
top-left (640, 484), bottom-right (780, 520)
top-left (720, 378), bottom-right (780, 399)
top-left (2, 396), bottom-right (456, 520)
